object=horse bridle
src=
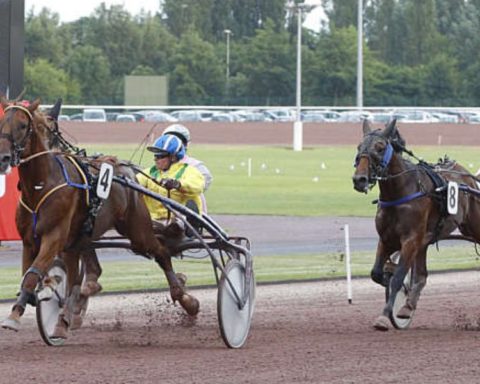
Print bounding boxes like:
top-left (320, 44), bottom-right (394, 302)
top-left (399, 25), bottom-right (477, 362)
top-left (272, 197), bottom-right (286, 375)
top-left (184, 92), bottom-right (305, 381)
top-left (354, 132), bottom-right (394, 187)
top-left (0, 105), bottom-right (34, 167)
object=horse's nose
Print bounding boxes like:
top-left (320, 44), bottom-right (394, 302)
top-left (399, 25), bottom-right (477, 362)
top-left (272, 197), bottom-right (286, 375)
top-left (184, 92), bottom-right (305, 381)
top-left (0, 154), bottom-right (11, 173)
top-left (352, 174), bottom-right (368, 193)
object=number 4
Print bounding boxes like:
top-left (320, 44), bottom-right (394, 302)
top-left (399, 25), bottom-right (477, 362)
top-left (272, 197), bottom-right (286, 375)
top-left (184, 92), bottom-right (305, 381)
top-left (96, 163), bottom-right (114, 199)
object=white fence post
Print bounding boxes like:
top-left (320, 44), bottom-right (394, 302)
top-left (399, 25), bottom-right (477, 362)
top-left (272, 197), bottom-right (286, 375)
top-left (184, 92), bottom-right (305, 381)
top-left (344, 224), bottom-right (353, 304)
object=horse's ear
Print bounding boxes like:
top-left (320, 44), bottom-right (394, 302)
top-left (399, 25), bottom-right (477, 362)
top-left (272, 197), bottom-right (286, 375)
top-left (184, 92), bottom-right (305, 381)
top-left (383, 118), bottom-right (397, 138)
top-left (28, 98), bottom-right (41, 113)
top-left (48, 98), bottom-right (63, 120)
top-left (13, 88), bottom-right (26, 102)
top-left (362, 119), bottom-right (372, 135)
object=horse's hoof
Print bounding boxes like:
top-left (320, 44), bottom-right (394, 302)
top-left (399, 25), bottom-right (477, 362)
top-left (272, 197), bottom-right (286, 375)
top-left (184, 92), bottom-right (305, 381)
top-left (69, 314), bottom-right (83, 331)
top-left (52, 322), bottom-right (69, 339)
top-left (373, 315), bottom-right (390, 331)
top-left (80, 281), bottom-right (102, 297)
top-left (396, 305), bottom-right (413, 319)
top-left (180, 294), bottom-right (200, 316)
top-left (1, 317), bottom-right (20, 332)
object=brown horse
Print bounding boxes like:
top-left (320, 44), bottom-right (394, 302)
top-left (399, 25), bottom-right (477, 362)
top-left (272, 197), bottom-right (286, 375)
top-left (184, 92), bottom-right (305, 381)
top-left (0, 98), bottom-right (199, 337)
top-left (352, 119), bottom-right (480, 330)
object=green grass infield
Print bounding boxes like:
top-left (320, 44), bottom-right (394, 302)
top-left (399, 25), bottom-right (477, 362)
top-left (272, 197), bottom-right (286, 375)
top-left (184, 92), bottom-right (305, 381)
top-left (85, 144), bottom-right (480, 217)
top-left (0, 244), bottom-right (478, 300)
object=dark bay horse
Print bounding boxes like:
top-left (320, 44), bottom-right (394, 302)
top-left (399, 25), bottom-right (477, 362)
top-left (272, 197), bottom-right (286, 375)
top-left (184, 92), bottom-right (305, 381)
top-left (0, 98), bottom-right (199, 337)
top-left (352, 119), bottom-right (480, 330)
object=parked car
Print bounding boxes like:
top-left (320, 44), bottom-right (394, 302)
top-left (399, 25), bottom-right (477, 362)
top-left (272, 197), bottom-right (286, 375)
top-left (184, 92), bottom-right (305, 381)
top-left (69, 113), bottom-right (83, 121)
top-left (116, 114), bottom-right (136, 122)
top-left (170, 110), bottom-right (205, 122)
top-left (106, 112), bottom-right (120, 122)
top-left (392, 110), bottom-right (438, 123)
top-left (142, 111), bottom-right (178, 122)
top-left (264, 109), bottom-right (295, 122)
top-left (371, 112), bottom-right (394, 124)
top-left (82, 108), bottom-right (106, 122)
top-left (211, 112), bottom-right (235, 122)
top-left (58, 114), bottom-right (70, 121)
top-left (301, 112), bottom-right (326, 122)
top-left (337, 111), bottom-right (373, 122)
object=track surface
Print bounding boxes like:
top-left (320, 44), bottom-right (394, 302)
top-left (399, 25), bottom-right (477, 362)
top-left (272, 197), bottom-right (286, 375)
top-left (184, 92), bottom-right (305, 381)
top-left (1, 122), bottom-right (479, 383)
top-left (0, 272), bottom-right (479, 383)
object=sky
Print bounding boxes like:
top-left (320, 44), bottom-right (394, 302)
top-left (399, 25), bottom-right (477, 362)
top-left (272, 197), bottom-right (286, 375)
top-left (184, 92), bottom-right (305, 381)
top-left (25, 0), bottom-right (325, 32)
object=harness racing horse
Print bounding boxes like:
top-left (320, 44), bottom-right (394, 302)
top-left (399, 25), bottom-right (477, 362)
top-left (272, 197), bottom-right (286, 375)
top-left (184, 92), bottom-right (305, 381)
top-left (0, 97), bottom-right (199, 337)
top-left (352, 119), bottom-right (480, 331)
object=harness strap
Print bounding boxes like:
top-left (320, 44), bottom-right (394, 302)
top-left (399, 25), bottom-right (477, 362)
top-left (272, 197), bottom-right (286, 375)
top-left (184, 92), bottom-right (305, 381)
top-left (20, 150), bottom-right (58, 164)
top-left (378, 191), bottom-right (426, 208)
top-left (19, 183), bottom-right (69, 214)
top-left (4, 105), bottom-right (33, 120)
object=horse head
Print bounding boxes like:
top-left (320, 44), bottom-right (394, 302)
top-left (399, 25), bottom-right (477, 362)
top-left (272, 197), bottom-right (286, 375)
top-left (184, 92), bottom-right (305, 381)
top-left (352, 119), bottom-right (405, 193)
top-left (0, 96), bottom-right (44, 173)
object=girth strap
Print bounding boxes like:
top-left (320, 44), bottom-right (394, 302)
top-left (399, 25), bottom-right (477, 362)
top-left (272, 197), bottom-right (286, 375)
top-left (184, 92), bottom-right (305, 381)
top-left (378, 191), bottom-right (426, 208)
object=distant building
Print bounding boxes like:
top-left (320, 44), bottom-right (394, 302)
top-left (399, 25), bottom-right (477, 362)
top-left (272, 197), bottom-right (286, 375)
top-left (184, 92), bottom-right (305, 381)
top-left (124, 75), bottom-right (168, 106)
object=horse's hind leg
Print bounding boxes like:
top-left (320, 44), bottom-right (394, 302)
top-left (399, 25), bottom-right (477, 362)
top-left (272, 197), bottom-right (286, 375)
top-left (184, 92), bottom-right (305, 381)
top-left (79, 249), bottom-right (103, 297)
top-left (120, 212), bottom-right (199, 316)
top-left (397, 249), bottom-right (428, 319)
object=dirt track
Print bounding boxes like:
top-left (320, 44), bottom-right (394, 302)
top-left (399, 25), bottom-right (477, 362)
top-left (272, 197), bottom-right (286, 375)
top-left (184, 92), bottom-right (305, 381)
top-left (0, 272), bottom-right (479, 383)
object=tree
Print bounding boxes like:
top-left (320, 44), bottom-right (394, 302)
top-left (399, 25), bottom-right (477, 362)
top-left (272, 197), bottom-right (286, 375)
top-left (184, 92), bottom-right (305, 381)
top-left (138, 15), bottom-right (177, 75)
top-left (24, 59), bottom-right (81, 103)
top-left (66, 45), bottom-right (112, 104)
top-left (25, 8), bottom-right (64, 64)
top-left (234, 19), bottom-right (295, 105)
top-left (322, 0), bottom-right (357, 29)
top-left (304, 27), bottom-right (358, 106)
top-left (169, 31), bottom-right (224, 104)
top-left (83, 4), bottom-right (143, 78)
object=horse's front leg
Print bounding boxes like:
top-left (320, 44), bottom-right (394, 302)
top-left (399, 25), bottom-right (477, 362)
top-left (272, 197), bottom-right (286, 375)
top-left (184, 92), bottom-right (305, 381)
top-left (371, 241), bottom-right (396, 286)
top-left (2, 233), bottom-right (63, 331)
top-left (48, 250), bottom-right (83, 339)
top-left (373, 254), bottom-right (409, 331)
top-left (396, 247), bottom-right (428, 319)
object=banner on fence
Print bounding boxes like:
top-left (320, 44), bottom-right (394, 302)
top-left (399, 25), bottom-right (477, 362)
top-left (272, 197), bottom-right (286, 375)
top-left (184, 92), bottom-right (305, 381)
top-left (0, 168), bottom-right (20, 240)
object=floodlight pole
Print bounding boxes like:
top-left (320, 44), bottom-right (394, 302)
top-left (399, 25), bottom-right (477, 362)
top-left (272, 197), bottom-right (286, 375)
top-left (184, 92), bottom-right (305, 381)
top-left (224, 29), bottom-right (232, 97)
top-left (293, 3), bottom-right (306, 152)
top-left (356, 0), bottom-right (363, 109)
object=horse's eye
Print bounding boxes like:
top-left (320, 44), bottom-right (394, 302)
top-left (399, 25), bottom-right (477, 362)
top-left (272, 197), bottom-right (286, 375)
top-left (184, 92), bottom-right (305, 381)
top-left (19, 122), bottom-right (27, 129)
top-left (374, 142), bottom-right (385, 152)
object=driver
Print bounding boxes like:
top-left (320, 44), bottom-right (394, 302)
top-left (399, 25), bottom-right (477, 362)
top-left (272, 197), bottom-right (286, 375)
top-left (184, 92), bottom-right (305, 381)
top-left (162, 124), bottom-right (212, 213)
top-left (136, 134), bottom-right (205, 236)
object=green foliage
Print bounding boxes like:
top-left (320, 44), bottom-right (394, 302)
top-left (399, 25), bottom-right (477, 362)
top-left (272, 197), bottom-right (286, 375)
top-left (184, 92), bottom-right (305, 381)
top-left (238, 19), bottom-right (295, 105)
top-left (65, 45), bottom-right (112, 104)
top-left (24, 59), bottom-right (81, 103)
top-left (169, 31), bottom-right (224, 104)
top-left (22, 0), bottom-right (480, 106)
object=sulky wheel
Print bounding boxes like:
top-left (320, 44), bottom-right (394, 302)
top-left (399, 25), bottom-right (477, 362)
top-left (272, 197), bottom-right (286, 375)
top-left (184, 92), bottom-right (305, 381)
top-left (36, 258), bottom-right (68, 346)
top-left (387, 268), bottom-right (414, 330)
top-left (217, 259), bottom-right (255, 348)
